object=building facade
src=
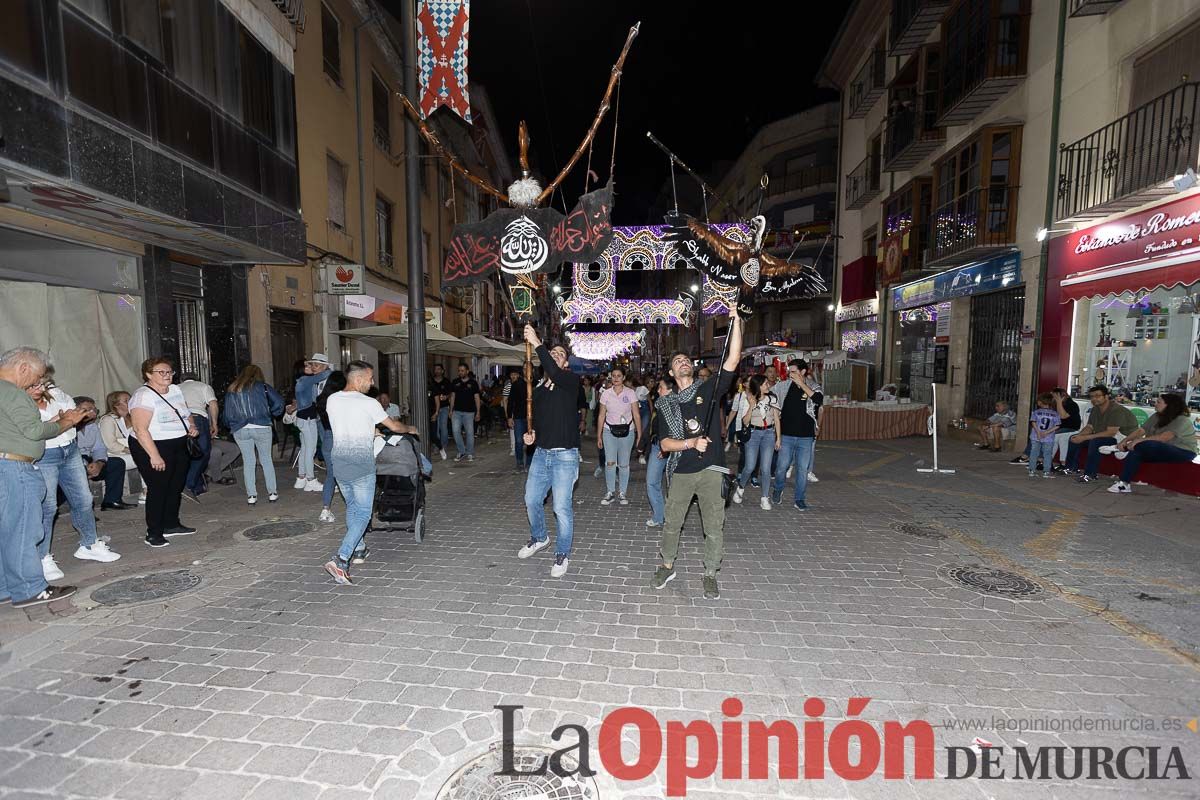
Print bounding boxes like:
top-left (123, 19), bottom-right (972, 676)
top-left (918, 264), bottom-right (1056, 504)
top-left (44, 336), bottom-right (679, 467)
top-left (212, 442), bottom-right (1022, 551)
top-left (1, 0), bottom-right (303, 402)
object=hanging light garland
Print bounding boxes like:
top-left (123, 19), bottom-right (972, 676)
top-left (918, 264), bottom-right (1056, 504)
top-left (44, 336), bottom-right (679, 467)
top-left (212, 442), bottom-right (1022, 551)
top-left (566, 330), bottom-right (646, 361)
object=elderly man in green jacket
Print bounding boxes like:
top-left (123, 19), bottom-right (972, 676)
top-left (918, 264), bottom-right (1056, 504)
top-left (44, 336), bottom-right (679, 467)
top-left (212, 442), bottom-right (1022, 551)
top-left (0, 347), bottom-right (88, 607)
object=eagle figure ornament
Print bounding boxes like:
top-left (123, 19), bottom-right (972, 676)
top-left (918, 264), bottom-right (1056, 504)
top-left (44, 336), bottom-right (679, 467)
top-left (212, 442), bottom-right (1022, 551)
top-left (664, 213), bottom-right (828, 318)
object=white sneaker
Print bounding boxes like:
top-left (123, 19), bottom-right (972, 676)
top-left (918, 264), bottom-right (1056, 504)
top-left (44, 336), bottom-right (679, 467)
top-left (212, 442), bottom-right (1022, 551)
top-left (760, 496), bottom-right (773, 511)
top-left (439, 448), bottom-right (447, 460)
top-left (646, 519), bottom-right (662, 528)
top-left (293, 477), bottom-right (307, 489)
top-left (268, 493), bottom-right (278, 503)
top-left (807, 472), bottom-right (819, 483)
top-left (638, 455), bottom-right (647, 465)
top-left (41, 555), bottom-right (64, 581)
top-left (1112, 451), bottom-right (1128, 461)
top-left (1098, 445), bottom-right (1118, 455)
top-left (600, 492), bottom-right (615, 505)
top-left (593, 467), bottom-right (603, 478)
top-left (1106, 481), bottom-right (1132, 494)
top-left (319, 508), bottom-right (336, 523)
top-left (467, 455), bottom-right (475, 462)
top-left (619, 494), bottom-right (628, 505)
top-left (138, 492), bottom-right (147, 505)
top-left (74, 541), bottom-right (120, 563)
top-left (304, 478), bottom-right (322, 492)
top-left (550, 555), bottom-right (569, 578)
top-left (517, 538), bottom-right (550, 559)
top-left (732, 486), bottom-right (744, 504)
top-left (786, 466), bottom-right (794, 479)
top-left (247, 496), bottom-right (257, 505)
top-left (724, 441), bottom-right (731, 452)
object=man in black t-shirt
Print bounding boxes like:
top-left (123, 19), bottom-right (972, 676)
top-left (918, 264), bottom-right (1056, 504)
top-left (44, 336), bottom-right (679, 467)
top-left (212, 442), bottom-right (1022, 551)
top-left (650, 309), bottom-right (744, 600)
top-left (428, 365), bottom-right (453, 460)
top-left (449, 364), bottom-right (481, 462)
top-left (505, 367), bottom-right (531, 471)
top-left (771, 359), bottom-right (823, 511)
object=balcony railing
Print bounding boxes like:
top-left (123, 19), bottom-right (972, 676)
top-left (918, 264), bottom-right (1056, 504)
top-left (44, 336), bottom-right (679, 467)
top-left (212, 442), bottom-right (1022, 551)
top-left (937, 0), bottom-right (1028, 127)
top-left (884, 104), bottom-right (944, 171)
top-left (929, 185), bottom-right (1017, 265)
top-left (846, 154), bottom-right (882, 210)
top-left (890, 0), bottom-right (952, 56)
top-left (766, 165), bottom-right (837, 197)
top-left (1069, 0), bottom-right (1127, 16)
top-left (1056, 82), bottom-right (1200, 221)
top-left (848, 47), bottom-right (887, 120)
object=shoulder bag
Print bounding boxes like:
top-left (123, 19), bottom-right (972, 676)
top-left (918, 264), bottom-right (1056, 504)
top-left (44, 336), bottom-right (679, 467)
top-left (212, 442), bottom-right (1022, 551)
top-left (146, 385), bottom-right (202, 458)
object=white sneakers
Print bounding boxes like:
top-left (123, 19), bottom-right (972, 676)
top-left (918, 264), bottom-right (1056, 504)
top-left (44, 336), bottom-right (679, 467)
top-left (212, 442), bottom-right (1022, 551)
top-left (808, 472), bottom-right (819, 483)
top-left (732, 485), bottom-right (744, 504)
top-left (600, 493), bottom-right (615, 505)
top-left (619, 494), bottom-right (629, 505)
top-left (247, 496), bottom-right (257, 505)
top-left (550, 556), bottom-right (569, 578)
top-left (760, 497), bottom-right (773, 511)
top-left (646, 519), bottom-right (662, 528)
top-left (304, 478), bottom-right (322, 492)
top-left (75, 542), bottom-right (120, 563)
top-left (786, 466), bottom-right (795, 479)
top-left (638, 455), bottom-right (647, 465)
top-left (268, 493), bottom-right (279, 503)
top-left (518, 538), bottom-right (550, 559)
top-left (1098, 445), bottom-right (1129, 460)
top-left (1107, 481), bottom-right (1132, 494)
top-left (41, 555), bottom-right (64, 581)
top-left (439, 448), bottom-right (447, 460)
top-left (319, 508), bottom-right (336, 523)
top-left (293, 477), bottom-right (307, 489)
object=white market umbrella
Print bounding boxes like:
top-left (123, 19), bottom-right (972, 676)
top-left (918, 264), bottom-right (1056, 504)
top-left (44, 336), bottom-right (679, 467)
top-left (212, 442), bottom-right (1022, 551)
top-left (334, 323), bottom-right (485, 357)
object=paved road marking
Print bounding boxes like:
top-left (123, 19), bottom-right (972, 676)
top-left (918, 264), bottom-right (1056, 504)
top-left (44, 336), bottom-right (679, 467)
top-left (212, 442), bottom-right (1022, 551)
top-left (1024, 512), bottom-right (1084, 561)
top-left (847, 451), bottom-right (905, 477)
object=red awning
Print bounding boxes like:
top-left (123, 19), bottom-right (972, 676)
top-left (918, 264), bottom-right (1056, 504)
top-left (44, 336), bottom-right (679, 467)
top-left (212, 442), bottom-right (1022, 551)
top-left (1059, 249), bottom-right (1200, 302)
top-left (841, 255), bottom-right (878, 305)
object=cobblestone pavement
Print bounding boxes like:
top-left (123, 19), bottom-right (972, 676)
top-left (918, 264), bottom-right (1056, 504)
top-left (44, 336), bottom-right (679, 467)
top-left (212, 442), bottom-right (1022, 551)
top-left (0, 435), bottom-right (1197, 799)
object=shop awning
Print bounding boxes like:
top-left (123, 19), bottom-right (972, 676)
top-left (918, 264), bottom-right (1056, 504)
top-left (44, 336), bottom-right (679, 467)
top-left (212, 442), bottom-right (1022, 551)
top-left (334, 324), bottom-right (485, 356)
top-left (463, 335), bottom-right (527, 366)
top-left (840, 255), bottom-right (878, 305)
top-left (1060, 248), bottom-right (1200, 302)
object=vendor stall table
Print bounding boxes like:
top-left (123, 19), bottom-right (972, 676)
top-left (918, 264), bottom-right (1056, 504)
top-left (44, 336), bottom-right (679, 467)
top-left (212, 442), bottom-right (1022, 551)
top-left (819, 402), bottom-right (932, 441)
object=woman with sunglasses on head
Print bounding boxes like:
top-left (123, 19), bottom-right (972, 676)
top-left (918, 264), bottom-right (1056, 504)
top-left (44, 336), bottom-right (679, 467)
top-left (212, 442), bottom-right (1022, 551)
top-left (127, 358), bottom-right (199, 548)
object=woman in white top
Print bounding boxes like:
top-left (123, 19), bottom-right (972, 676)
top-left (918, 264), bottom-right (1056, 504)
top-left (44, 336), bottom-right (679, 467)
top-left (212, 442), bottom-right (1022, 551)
top-left (99, 391), bottom-right (144, 499)
top-left (127, 358), bottom-right (198, 548)
top-left (597, 366), bottom-right (643, 505)
top-left (732, 375), bottom-right (782, 510)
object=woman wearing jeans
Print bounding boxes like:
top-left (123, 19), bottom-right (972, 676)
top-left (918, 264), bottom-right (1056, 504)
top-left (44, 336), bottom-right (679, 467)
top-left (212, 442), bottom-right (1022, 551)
top-left (222, 365), bottom-right (285, 505)
top-left (315, 371), bottom-right (348, 523)
top-left (1105, 393), bottom-right (1198, 494)
top-left (128, 358), bottom-right (199, 548)
top-left (597, 366), bottom-right (643, 505)
top-left (644, 377), bottom-right (675, 528)
top-left (732, 375), bottom-right (781, 510)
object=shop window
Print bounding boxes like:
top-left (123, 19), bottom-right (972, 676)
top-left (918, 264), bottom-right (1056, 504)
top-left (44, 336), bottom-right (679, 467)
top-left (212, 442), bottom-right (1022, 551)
top-left (321, 3), bottom-right (342, 85)
top-left (118, 0), bottom-right (163, 61)
top-left (931, 126), bottom-right (1022, 263)
top-left (376, 194), bottom-right (394, 269)
top-left (0, 0), bottom-right (48, 79)
top-left (63, 8), bottom-right (151, 134)
top-left (151, 70), bottom-right (215, 167)
top-left (891, 302), bottom-right (948, 406)
top-left (159, 0), bottom-right (216, 101)
top-left (327, 153), bottom-right (347, 229)
top-left (240, 30), bottom-right (275, 141)
top-left (373, 72), bottom-right (391, 151)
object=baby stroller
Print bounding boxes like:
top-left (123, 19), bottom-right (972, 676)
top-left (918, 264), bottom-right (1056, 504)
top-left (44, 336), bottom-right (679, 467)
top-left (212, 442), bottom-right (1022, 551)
top-left (372, 433), bottom-right (431, 543)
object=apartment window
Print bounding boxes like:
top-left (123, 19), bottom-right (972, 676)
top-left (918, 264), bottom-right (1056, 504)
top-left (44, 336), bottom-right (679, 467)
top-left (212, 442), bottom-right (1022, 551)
top-left (327, 154), bottom-right (347, 229)
top-left (151, 70), bottom-right (214, 166)
top-left (1129, 21), bottom-right (1200, 110)
top-left (0, 0), bottom-right (48, 79)
top-left (321, 3), bottom-right (342, 84)
top-left (372, 73), bottom-right (391, 151)
top-left (213, 4), bottom-right (241, 118)
top-left (119, 0), bottom-right (163, 60)
top-left (63, 7), bottom-right (151, 133)
top-left (880, 177), bottom-right (933, 274)
top-left (240, 28), bottom-right (274, 140)
top-left (376, 194), bottom-right (394, 269)
top-left (159, 0), bottom-right (217, 100)
top-left (931, 127), bottom-right (1021, 261)
top-left (438, 168), bottom-right (450, 203)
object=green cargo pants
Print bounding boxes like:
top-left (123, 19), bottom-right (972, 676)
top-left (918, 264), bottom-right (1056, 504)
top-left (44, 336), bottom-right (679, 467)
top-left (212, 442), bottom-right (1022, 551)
top-left (659, 468), bottom-right (725, 575)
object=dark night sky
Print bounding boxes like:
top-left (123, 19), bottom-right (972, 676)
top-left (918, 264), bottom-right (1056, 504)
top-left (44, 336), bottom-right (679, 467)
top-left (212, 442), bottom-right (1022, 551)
top-left (399, 1), bottom-right (843, 225)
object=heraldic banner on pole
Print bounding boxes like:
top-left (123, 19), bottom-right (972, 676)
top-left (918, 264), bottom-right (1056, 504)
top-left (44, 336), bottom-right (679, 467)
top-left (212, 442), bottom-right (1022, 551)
top-left (417, 0), bottom-right (472, 123)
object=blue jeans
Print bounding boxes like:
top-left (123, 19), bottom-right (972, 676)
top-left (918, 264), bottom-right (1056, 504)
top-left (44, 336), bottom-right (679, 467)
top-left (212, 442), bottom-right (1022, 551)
top-left (645, 442), bottom-right (667, 525)
top-left (37, 442), bottom-right (98, 554)
top-left (0, 461), bottom-right (49, 602)
top-left (233, 426), bottom-right (277, 497)
top-left (638, 402), bottom-right (651, 451)
top-left (525, 448), bottom-right (579, 556)
top-left (335, 472), bottom-right (376, 562)
top-left (1064, 436), bottom-right (1117, 478)
top-left (435, 407), bottom-right (449, 449)
top-left (320, 427), bottom-right (336, 507)
top-left (512, 418), bottom-right (529, 468)
top-left (772, 435), bottom-right (814, 506)
top-left (452, 410), bottom-right (475, 456)
top-left (1119, 440), bottom-right (1196, 483)
top-left (738, 428), bottom-right (776, 499)
top-left (296, 417), bottom-right (320, 479)
top-left (185, 415), bottom-right (212, 493)
top-left (603, 426), bottom-right (635, 495)
top-left (1029, 438), bottom-right (1055, 476)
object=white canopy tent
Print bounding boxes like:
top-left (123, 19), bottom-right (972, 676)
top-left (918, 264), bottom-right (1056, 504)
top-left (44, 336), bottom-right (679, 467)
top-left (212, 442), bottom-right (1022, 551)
top-left (333, 323), bottom-right (485, 357)
top-left (462, 335), bottom-right (526, 367)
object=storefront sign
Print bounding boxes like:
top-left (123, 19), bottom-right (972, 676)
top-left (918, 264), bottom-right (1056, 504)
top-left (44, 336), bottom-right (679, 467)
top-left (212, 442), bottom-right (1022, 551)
top-left (836, 298), bottom-right (879, 322)
top-left (935, 312), bottom-right (951, 343)
top-left (1064, 194), bottom-right (1200, 271)
top-left (327, 264), bottom-right (365, 295)
top-left (891, 251), bottom-right (1022, 311)
top-left (403, 306), bottom-right (443, 329)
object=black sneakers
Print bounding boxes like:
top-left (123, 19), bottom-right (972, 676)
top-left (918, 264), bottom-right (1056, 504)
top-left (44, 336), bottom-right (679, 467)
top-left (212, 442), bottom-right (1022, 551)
top-left (13, 585), bottom-right (77, 608)
top-left (145, 533), bottom-right (169, 548)
top-left (163, 526), bottom-right (196, 537)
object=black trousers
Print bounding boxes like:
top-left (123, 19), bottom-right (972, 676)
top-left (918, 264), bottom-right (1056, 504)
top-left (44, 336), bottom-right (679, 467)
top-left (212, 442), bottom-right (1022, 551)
top-left (130, 437), bottom-right (189, 536)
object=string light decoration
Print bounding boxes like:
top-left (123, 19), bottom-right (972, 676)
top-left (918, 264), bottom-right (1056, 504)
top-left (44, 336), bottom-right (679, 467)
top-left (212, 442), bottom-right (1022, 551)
top-left (841, 329), bottom-right (878, 351)
top-left (566, 330), bottom-right (646, 361)
top-left (560, 223), bottom-right (750, 324)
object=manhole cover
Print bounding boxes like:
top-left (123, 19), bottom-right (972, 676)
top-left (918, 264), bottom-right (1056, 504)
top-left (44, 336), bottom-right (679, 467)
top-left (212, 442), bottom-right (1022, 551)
top-left (892, 522), bottom-right (948, 540)
top-left (243, 520), bottom-right (314, 541)
top-left (92, 570), bottom-right (202, 606)
top-left (939, 564), bottom-right (1045, 600)
top-left (436, 743), bottom-right (600, 800)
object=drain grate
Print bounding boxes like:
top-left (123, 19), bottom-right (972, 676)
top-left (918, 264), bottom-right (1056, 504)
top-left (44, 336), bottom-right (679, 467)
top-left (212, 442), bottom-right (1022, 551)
top-left (243, 521), bottom-right (314, 541)
top-left (92, 570), bottom-right (202, 606)
top-left (436, 743), bottom-right (599, 800)
top-left (939, 564), bottom-right (1045, 600)
top-left (892, 522), bottom-right (948, 540)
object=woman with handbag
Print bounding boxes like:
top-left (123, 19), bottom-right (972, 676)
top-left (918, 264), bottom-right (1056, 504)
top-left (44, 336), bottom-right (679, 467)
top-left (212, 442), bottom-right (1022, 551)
top-left (223, 365), bottom-right (285, 505)
top-left (732, 375), bottom-right (781, 510)
top-left (128, 358), bottom-right (199, 547)
top-left (597, 366), bottom-right (643, 505)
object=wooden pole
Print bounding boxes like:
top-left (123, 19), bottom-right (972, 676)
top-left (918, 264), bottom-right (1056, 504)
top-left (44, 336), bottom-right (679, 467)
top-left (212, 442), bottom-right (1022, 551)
top-left (525, 339), bottom-right (533, 429)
